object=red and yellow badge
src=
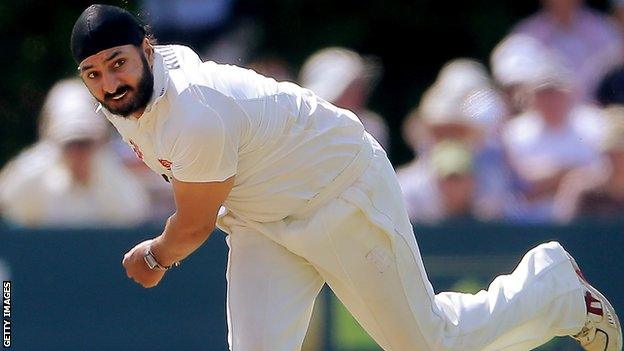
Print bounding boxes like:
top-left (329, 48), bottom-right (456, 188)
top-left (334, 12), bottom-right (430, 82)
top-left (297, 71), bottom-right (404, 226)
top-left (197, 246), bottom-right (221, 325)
top-left (158, 159), bottom-right (172, 171)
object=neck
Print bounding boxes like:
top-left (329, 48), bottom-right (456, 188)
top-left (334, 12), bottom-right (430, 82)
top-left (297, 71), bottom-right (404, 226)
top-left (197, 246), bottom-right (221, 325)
top-left (131, 107), bottom-right (146, 119)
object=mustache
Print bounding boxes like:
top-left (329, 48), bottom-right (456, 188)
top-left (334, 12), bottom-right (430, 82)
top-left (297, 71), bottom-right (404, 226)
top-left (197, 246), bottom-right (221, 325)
top-left (104, 86), bottom-right (132, 100)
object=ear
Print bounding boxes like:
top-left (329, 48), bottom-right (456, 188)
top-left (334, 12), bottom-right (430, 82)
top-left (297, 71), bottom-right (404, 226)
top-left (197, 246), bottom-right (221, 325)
top-left (141, 38), bottom-right (154, 65)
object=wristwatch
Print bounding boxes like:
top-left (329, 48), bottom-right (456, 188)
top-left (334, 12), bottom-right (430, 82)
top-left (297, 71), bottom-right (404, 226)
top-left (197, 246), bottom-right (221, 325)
top-left (143, 245), bottom-right (180, 271)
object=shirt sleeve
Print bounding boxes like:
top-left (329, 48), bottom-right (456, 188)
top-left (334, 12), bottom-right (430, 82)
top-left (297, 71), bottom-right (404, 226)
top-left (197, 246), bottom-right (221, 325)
top-left (167, 101), bottom-right (239, 183)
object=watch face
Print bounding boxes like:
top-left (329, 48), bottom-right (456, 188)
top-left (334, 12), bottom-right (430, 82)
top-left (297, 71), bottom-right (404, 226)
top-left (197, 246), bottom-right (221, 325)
top-left (144, 254), bottom-right (157, 269)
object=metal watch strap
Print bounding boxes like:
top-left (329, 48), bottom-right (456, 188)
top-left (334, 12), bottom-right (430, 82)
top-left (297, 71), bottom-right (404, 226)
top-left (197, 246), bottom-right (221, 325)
top-left (144, 245), bottom-right (180, 271)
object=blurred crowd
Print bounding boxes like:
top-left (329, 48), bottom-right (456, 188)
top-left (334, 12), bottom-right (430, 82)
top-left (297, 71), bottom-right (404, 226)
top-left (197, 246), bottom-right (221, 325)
top-left (3, 0), bottom-right (624, 228)
top-left (398, 0), bottom-right (624, 224)
top-left (399, 0), bottom-right (624, 224)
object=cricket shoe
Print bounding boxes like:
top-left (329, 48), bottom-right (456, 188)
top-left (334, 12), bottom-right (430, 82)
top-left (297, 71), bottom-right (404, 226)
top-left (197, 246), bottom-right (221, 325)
top-left (568, 254), bottom-right (622, 351)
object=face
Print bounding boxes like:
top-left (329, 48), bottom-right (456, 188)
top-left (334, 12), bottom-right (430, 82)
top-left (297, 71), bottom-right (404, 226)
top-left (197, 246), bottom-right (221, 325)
top-left (533, 87), bottom-right (573, 128)
top-left (335, 77), bottom-right (368, 110)
top-left (79, 42), bottom-right (154, 117)
top-left (437, 173), bottom-right (474, 217)
top-left (62, 139), bottom-right (98, 184)
top-left (430, 123), bottom-right (477, 144)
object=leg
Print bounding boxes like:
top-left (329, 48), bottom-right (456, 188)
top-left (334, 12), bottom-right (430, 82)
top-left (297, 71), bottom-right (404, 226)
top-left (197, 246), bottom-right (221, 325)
top-left (225, 226), bottom-right (324, 351)
top-left (299, 199), bottom-right (586, 351)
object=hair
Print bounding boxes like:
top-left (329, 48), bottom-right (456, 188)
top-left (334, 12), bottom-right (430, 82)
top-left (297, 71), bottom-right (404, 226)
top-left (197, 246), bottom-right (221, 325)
top-left (135, 8), bottom-right (157, 46)
top-left (142, 24), bottom-right (158, 46)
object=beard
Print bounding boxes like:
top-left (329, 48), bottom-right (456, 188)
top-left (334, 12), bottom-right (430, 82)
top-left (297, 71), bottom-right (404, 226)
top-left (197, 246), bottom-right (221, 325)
top-left (100, 54), bottom-right (154, 117)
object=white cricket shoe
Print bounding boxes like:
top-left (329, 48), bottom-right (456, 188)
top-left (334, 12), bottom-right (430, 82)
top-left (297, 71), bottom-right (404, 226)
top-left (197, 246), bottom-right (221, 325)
top-left (568, 255), bottom-right (622, 351)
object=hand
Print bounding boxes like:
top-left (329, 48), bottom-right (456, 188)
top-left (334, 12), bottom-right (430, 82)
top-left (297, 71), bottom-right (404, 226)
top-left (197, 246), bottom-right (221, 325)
top-left (122, 239), bottom-right (166, 288)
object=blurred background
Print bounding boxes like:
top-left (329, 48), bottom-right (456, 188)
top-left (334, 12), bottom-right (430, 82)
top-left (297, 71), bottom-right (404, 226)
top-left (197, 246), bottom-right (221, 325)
top-left (2, 0), bottom-right (624, 350)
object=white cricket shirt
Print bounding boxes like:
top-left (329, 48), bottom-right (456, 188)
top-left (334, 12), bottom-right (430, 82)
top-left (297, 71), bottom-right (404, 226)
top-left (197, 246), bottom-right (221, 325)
top-left (101, 45), bottom-right (367, 223)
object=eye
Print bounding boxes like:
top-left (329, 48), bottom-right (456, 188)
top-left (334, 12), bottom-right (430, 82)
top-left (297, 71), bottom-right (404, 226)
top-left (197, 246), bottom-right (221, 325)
top-left (86, 71), bottom-right (98, 79)
top-left (113, 59), bottom-right (126, 68)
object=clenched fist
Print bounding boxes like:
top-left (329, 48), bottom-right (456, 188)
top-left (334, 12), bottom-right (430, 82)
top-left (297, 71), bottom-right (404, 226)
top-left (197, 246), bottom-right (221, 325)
top-left (122, 239), bottom-right (166, 288)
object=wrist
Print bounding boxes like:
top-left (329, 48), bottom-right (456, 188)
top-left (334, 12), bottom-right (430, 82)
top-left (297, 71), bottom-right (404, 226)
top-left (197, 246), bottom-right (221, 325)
top-left (149, 237), bottom-right (179, 268)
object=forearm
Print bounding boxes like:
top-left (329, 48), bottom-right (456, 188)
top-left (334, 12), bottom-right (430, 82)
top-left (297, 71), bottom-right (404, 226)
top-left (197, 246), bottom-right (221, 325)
top-left (150, 213), bottom-right (215, 266)
top-left (149, 176), bottom-right (234, 267)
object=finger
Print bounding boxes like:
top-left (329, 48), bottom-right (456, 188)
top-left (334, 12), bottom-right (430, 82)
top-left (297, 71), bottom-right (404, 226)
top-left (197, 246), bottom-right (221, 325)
top-left (122, 251), bottom-right (132, 266)
top-left (142, 280), bottom-right (158, 289)
top-left (125, 262), bottom-right (137, 278)
top-left (138, 278), bottom-right (153, 288)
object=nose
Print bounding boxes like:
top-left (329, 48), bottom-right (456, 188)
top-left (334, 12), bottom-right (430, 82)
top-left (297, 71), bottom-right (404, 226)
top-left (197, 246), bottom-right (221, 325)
top-left (101, 72), bottom-right (120, 94)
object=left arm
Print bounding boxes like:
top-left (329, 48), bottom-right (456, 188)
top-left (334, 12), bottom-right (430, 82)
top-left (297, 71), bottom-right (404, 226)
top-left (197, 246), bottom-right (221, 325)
top-left (122, 92), bottom-right (240, 288)
top-left (122, 176), bottom-right (234, 288)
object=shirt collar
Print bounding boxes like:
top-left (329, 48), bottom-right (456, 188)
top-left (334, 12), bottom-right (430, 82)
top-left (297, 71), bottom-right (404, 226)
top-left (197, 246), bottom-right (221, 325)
top-left (143, 50), bottom-right (169, 115)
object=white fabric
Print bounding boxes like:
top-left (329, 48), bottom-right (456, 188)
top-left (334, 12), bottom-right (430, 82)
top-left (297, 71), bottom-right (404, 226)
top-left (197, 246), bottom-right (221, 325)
top-left (219, 138), bottom-right (586, 351)
top-left (103, 44), bottom-right (366, 223)
top-left (225, 228), bottom-right (324, 351)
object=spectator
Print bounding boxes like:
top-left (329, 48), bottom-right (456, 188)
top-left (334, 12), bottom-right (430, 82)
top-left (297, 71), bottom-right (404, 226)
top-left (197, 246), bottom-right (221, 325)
top-left (299, 47), bottom-right (390, 151)
top-left (491, 34), bottom-right (560, 114)
top-left (0, 79), bottom-right (150, 228)
top-left (501, 67), bottom-right (606, 222)
top-left (402, 59), bottom-right (494, 153)
top-left (511, 0), bottom-right (623, 102)
top-left (399, 59), bottom-right (512, 221)
top-left (399, 141), bottom-right (476, 224)
top-left (554, 105), bottom-right (624, 221)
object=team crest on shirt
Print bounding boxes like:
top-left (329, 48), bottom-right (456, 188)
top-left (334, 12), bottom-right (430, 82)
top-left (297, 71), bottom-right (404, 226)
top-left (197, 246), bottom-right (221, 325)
top-left (158, 159), bottom-right (172, 171)
top-left (129, 139), bottom-right (144, 160)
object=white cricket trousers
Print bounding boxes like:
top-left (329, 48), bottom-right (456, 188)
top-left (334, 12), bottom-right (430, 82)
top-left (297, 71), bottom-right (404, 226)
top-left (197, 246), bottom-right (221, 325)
top-left (218, 138), bottom-right (586, 351)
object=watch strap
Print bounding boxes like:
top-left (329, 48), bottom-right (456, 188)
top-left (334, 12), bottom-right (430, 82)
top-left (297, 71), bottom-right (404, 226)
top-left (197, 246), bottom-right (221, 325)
top-left (143, 245), bottom-right (180, 271)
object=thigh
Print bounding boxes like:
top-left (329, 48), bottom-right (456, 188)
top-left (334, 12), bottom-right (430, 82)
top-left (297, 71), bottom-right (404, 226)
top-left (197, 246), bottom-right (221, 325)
top-left (310, 200), bottom-right (446, 351)
top-left (226, 226), bottom-right (325, 351)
